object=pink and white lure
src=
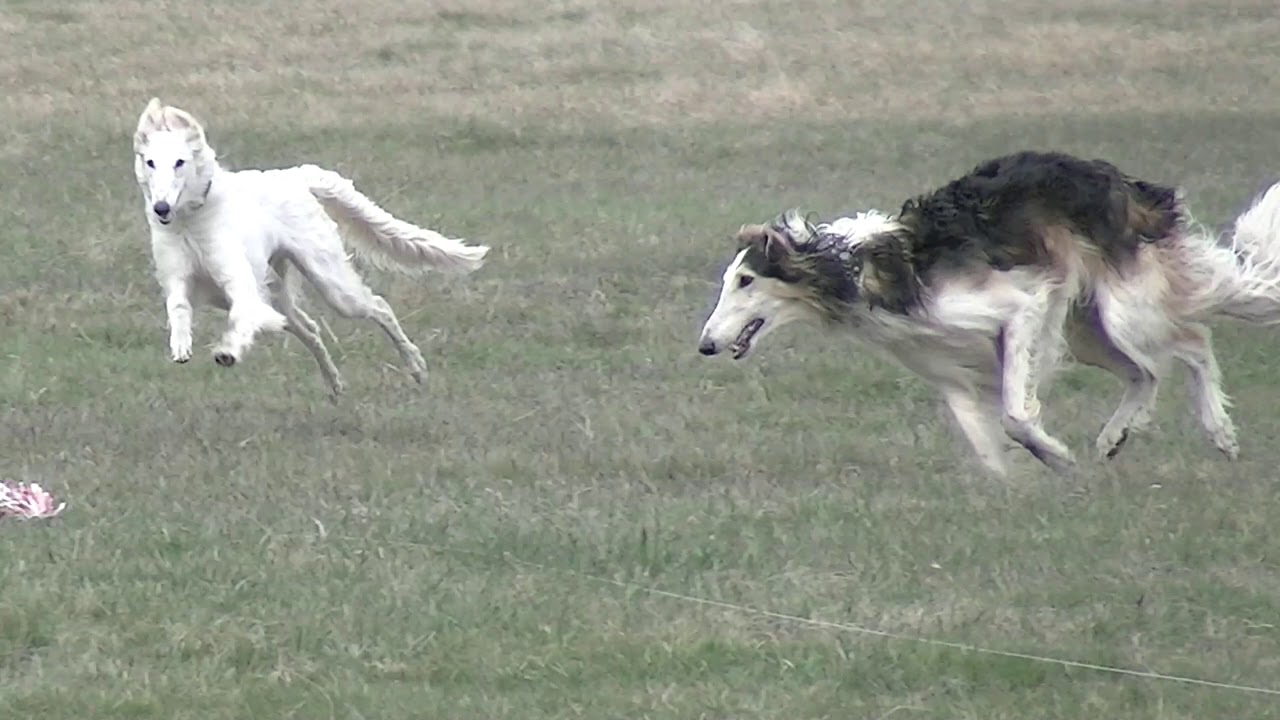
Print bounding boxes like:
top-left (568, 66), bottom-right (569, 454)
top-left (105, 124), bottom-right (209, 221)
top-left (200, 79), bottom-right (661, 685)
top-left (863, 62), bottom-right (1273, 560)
top-left (0, 481), bottom-right (66, 520)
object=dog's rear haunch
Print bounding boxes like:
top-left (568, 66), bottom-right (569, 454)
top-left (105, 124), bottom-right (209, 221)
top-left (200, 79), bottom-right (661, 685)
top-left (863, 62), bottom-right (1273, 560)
top-left (699, 150), bottom-right (1280, 476)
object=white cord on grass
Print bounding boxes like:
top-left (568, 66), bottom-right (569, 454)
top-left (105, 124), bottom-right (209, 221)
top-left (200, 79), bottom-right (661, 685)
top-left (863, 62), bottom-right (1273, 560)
top-left (349, 535), bottom-right (1280, 699)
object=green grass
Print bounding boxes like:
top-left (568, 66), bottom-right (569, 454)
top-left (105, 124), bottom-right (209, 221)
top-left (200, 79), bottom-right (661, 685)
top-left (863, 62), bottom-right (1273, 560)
top-left (3, 0), bottom-right (1280, 717)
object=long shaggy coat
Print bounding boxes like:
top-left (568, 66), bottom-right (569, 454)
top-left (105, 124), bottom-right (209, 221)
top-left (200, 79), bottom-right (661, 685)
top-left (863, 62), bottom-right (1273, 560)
top-left (699, 150), bottom-right (1280, 475)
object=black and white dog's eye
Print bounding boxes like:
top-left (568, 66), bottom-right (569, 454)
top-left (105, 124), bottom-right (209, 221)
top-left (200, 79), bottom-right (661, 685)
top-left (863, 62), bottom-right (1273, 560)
top-left (146, 159), bottom-right (155, 169)
top-left (174, 159), bottom-right (185, 168)
top-left (738, 275), bottom-right (754, 288)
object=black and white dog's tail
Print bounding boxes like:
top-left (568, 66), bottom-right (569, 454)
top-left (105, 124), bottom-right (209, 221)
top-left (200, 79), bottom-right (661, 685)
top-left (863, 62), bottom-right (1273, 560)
top-left (1181, 179), bottom-right (1280, 324)
top-left (293, 164), bottom-right (490, 275)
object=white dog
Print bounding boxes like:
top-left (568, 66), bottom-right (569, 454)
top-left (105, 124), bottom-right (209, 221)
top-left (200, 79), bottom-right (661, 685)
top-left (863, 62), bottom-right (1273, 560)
top-left (132, 97), bottom-right (489, 396)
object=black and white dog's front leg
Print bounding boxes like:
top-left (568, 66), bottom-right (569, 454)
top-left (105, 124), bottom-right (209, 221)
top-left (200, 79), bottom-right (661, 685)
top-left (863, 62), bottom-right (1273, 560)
top-left (999, 289), bottom-right (1076, 473)
top-left (942, 388), bottom-right (1010, 476)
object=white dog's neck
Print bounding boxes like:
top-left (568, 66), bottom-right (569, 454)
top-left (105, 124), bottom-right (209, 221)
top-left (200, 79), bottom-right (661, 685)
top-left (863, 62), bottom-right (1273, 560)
top-left (191, 175), bottom-right (216, 208)
top-left (185, 161), bottom-right (227, 210)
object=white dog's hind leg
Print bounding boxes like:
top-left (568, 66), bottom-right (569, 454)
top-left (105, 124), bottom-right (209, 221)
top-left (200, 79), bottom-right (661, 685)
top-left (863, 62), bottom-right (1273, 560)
top-left (1172, 323), bottom-right (1239, 459)
top-left (999, 288), bottom-right (1076, 473)
top-left (164, 277), bottom-right (194, 363)
top-left (292, 244), bottom-right (428, 384)
top-left (943, 389), bottom-right (1009, 476)
top-left (277, 296), bottom-right (345, 399)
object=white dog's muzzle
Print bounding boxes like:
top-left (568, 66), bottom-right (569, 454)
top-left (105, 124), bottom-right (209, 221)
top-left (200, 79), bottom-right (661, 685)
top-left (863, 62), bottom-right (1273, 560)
top-left (153, 199), bottom-right (173, 223)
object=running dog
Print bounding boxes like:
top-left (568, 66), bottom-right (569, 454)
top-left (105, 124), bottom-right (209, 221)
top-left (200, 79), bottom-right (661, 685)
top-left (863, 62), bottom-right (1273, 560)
top-left (133, 97), bottom-right (490, 397)
top-left (698, 151), bottom-right (1280, 475)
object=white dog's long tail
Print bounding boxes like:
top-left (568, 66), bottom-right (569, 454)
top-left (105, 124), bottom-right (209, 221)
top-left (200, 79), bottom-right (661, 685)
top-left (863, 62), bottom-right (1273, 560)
top-left (293, 164), bottom-right (489, 274)
top-left (1181, 179), bottom-right (1280, 324)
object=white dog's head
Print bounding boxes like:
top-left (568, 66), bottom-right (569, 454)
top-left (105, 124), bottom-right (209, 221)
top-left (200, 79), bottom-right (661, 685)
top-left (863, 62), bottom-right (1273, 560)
top-left (698, 209), bottom-right (913, 360)
top-left (133, 97), bottom-right (216, 225)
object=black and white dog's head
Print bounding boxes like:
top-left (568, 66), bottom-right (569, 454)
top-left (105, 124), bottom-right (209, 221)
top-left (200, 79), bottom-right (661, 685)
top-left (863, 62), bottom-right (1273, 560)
top-left (697, 209), bottom-right (920, 360)
top-left (133, 97), bottom-right (217, 226)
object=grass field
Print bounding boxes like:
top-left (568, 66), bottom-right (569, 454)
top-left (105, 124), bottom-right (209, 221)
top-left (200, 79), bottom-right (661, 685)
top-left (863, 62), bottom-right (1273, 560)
top-left (3, 1), bottom-right (1280, 717)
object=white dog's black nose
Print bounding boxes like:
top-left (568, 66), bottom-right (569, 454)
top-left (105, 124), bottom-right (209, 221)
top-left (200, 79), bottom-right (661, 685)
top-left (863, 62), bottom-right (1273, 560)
top-left (153, 200), bottom-right (171, 219)
top-left (698, 339), bottom-right (719, 356)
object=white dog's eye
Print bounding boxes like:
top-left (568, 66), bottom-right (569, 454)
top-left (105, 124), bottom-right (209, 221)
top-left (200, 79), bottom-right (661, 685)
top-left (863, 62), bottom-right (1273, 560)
top-left (175, 159), bottom-right (185, 168)
top-left (738, 275), bottom-right (754, 289)
top-left (145, 159), bottom-right (155, 169)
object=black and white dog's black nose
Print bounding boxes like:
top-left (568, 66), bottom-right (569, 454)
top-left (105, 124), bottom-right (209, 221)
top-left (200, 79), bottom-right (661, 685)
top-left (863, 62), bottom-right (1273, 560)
top-left (153, 200), bottom-right (171, 219)
top-left (698, 338), bottom-right (719, 356)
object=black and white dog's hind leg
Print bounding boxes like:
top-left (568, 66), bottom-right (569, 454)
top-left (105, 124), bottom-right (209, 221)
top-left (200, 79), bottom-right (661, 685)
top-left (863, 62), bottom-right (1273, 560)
top-left (1064, 308), bottom-right (1159, 460)
top-left (1093, 366), bottom-right (1158, 459)
top-left (1085, 282), bottom-right (1241, 461)
top-left (1172, 323), bottom-right (1239, 459)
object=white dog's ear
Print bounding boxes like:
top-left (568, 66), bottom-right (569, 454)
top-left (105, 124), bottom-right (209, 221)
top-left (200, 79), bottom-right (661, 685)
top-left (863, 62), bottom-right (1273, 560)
top-left (162, 106), bottom-right (207, 146)
top-left (134, 97), bottom-right (165, 150)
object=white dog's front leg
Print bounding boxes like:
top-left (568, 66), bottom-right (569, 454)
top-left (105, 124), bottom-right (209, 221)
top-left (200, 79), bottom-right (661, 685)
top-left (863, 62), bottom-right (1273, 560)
top-left (164, 277), bottom-right (194, 363)
top-left (208, 259), bottom-right (287, 368)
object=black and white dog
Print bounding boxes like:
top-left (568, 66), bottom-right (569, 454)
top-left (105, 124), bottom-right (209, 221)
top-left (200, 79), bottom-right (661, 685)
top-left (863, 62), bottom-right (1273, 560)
top-left (699, 151), bottom-right (1280, 475)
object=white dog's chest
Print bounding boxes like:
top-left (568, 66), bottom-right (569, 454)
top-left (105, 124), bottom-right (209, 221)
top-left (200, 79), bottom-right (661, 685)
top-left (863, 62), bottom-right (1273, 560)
top-left (188, 273), bottom-right (230, 310)
top-left (150, 221), bottom-right (280, 308)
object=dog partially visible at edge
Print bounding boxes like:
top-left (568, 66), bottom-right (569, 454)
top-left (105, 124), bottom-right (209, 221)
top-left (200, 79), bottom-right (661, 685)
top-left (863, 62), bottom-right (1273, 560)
top-left (133, 97), bottom-right (489, 397)
top-left (698, 150), bottom-right (1280, 476)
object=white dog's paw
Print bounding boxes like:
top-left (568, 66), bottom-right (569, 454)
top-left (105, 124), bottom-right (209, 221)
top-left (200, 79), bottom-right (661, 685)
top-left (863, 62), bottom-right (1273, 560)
top-left (255, 306), bottom-right (288, 334)
top-left (170, 338), bottom-right (192, 364)
top-left (327, 376), bottom-right (347, 404)
top-left (407, 350), bottom-right (428, 385)
top-left (212, 347), bottom-right (238, 368)
top-left (1096, 426), bottom-right (1131, 460)
top-left (1209, 423), bottom-right (1239, 461)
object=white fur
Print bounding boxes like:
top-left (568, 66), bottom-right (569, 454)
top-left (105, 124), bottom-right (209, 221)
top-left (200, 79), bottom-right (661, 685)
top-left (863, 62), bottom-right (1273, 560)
top-left (699, 189), bottom-right (1280, 476)
top-left (133, 98), bottom-right (490, 396)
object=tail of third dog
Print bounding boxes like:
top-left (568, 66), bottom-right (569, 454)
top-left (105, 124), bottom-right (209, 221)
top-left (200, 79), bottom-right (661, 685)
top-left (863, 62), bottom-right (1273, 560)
top-left (293, 164), bottom-right (489, 274)
top-left (1179, 179), bottom-right (1280, 324)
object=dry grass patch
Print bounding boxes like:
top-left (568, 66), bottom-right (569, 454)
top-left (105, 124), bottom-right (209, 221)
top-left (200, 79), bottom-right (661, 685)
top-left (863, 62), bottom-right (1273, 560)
top-left (3, 0), bottom-right (1279, 135)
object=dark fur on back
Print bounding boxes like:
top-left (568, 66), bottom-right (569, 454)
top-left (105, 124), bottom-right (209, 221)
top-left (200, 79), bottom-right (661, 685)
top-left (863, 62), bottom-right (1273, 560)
top-left (898, 150), bottom-right (1183, 276)
top-left (736, 151), bottom-right (1185, 318)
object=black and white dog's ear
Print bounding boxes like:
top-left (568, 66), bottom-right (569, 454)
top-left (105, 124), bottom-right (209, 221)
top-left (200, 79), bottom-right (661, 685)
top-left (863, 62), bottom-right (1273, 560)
top-left (762, 226), bottom-right (793, 265)
top-left (735, 223), bottom-right (767, 249)
top-left (736, 222), bottom-right (792, 264)
top-left (855, 231), bottom-right (920, 314)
